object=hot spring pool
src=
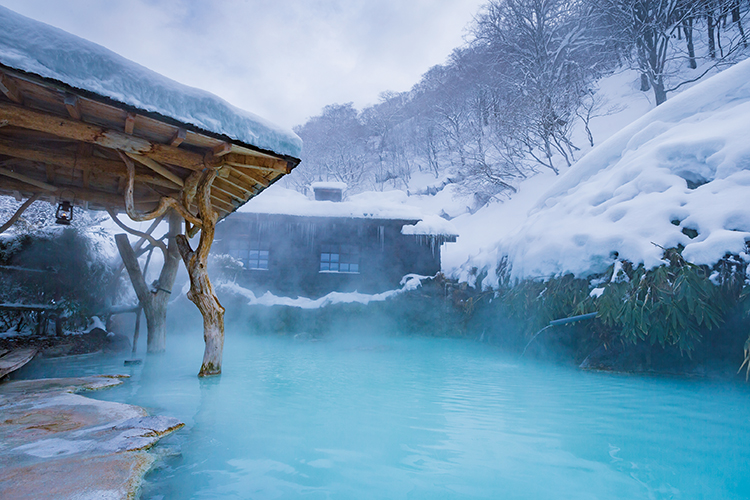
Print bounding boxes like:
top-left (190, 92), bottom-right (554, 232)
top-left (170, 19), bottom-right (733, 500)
top-left (15, 330), bottom-right (750, 499)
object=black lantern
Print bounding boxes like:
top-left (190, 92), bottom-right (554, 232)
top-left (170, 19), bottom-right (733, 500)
top-left (55, 200), bottom-right (73, 225)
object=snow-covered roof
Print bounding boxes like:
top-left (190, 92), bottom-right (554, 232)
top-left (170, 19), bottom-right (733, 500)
top-left (236, 186), bottom-right (458, 236)
top-left (310, 181), bottom-right (348, 191)
top-left (0, 6), bottom-right (301, 159)
top-left (451, 57), bottom-right (750, 285)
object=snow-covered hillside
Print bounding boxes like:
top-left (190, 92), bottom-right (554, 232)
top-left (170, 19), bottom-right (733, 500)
top-left (447, 58), bottom-right (750, 287)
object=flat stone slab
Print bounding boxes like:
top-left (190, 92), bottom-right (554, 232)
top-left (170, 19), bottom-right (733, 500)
top-left (0, 375), bottom-right (184, 500)
top-left (0, 348), bottom-right (37, 378)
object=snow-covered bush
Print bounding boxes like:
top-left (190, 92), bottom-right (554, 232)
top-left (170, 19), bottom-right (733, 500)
top-left (0, 201), bottom-right (115, 332)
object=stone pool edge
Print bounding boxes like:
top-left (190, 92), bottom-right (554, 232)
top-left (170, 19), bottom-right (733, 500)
top-left (0, 374), bottom-right (184, 500)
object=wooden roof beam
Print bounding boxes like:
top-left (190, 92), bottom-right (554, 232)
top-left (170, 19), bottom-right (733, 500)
top-left (64, 94), bottom-right (81, 120)
top-left (214, 174), bottom-right (254, 196)
top-left (0, 165), bottom-right (58, 191)
top-left (226, 166), bottom-right (269, 187)
top-left (125, 153), bottom-right (184, 188)
top-left (0, 176), bottom-right (164, 208)
top-left (0, 100), bottom-right (205, 170)
top-left (211, 180), bottom-right (246, 203)
top-left (209, 190), bottom-right (238, 211)
top-left (221, 153), bottom-right (291, 174)
top-left (0, 138), bottom-right (178, 190)
top-left (0, 72), bottom-right (23, 104)
top-left (169, 128), bottom-right (186, 147)
top-left (212, 142), bottom-right (232, 157)
top-left (124, 112), bottom-right (136, 135)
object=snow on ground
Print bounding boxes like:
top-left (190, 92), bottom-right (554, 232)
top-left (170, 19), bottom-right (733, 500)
top-left (0, 6), bottom-right (301, 158)
top-left (216, 274), bottom-right (429, 310)
top-left (447, 57), bottom-right (750, 287)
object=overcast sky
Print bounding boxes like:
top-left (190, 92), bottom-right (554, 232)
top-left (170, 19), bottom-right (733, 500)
top-left (0, 0), bottom-right (486, 129)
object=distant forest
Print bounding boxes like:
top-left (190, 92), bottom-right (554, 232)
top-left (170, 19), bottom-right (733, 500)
top-left (290, 0), bottom-right (750, 205)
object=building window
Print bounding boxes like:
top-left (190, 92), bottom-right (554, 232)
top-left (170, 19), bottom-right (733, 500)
top-left (247, 248), bottom-right (269, 270)
top-left (320, 244), bottom-right (359, 273)
top-left (228, 234), bottom-right (269, 270)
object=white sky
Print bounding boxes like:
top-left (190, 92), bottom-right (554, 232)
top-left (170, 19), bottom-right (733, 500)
top-left (0, 0), bottom-right (486, 129)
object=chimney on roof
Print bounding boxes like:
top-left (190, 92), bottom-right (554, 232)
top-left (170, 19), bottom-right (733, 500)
top-left (311, 182), bottom-right (346, 202)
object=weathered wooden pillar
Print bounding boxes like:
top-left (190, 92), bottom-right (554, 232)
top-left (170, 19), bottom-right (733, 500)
top-left (146, 211), bottom-right (181, 352)
top-left (117, 151), bottom-right (225, 376)
top-left (114, 210), bottom-right (181, 353)
top-left (175, 167), bottom-right (225, 376)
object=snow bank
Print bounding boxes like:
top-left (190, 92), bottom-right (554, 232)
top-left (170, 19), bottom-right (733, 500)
top-left (0, 6), bottom-right (301, 158)
top-left (216, 274), bottom-right (429, 309)
top-left (450, 57), bottom-right (750, 286)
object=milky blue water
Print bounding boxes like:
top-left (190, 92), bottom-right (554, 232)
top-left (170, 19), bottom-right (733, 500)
top-left (16, 330), bottom-right (750, 499)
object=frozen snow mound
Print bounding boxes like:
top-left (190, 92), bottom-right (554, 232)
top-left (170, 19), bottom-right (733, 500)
top-left (0, 6), bottom-right (301, 159)
top-left (475, 57), bottom-right (750, 286)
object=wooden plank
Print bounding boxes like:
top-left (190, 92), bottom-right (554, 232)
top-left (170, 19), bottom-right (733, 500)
top-left (0, 176), bottom-right (163, 210)
top-left (229, 143), bottom-right (283, 160)
top-left (209, 191), bottom-right (237, 211)
top-left (0, 138), bottom-right (178, 190)
top-left (0, 101), bottom-right (205, 170)
top-left (0, 166), bottom-right (58, 191)
top-left (124, 113), bottom-right (136, 135)
top-left (221, 153), bottom-right (290, 174)
top-left (63, 94), bottom-right (81, 120)
top-left (0, 348), bottom-right (37, 379)
top-left (211, 180), bottom-right (246, 203)
top-left (169, 128), bottom-right (186, 147)
top-left (0, 72), bottom-right (23, 104)
top-left (227, 165), bottom-right (269, 187)
top-left (215, 174), bottom-right (255, 195)
top-left (212, 142), bottom-right (232, 157)
top-left (125, 153), bottom-right (184, 187)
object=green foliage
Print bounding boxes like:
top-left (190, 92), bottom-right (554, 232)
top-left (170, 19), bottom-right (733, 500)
top-left (496, 273), bottom-right (594, 336)
top-left (478, 247), bottom-right (750, 357)
top-left (595, 249), bottom-right (727, 352)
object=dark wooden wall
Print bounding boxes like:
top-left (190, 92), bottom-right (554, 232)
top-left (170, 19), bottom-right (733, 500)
top-left (213, 213), bottom-right (454, 297)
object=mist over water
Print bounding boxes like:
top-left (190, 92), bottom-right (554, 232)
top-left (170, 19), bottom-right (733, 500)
top-left (16, 325), bottom-right (750, 500)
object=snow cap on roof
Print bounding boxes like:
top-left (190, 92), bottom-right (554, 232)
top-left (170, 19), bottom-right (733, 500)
top-left (0, 5), bottom-right (301, 159)
top-left (237, 186), bottom-right (458, 236)
top-left (310, 181), bottom-right (348, 191)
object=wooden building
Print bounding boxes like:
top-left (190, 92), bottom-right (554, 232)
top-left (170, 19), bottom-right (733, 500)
top-left (213, 184), bottom-right (457, 297)
top-left (0, 6), bottom-right (301, 375)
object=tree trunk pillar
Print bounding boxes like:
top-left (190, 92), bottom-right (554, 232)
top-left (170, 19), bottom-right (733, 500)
top-left (175, 167), bottom-right (225, 377)
top-left (145, 211), bottom-right (182, 352)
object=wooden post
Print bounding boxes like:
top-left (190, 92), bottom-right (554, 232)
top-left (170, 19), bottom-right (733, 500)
top-left (175, 168), bottom-right (225, 377)
top-left (114, 210), bottom-right (181, 353)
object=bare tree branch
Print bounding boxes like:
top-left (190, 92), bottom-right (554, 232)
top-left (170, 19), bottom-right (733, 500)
top-left (0, 193), bottom-right (41, 233)
top-left (107, 207), bottom-right (167, 258)
top-left (118, 151), bottom-right (202, 227)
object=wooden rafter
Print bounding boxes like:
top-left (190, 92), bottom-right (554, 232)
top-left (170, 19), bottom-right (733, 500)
top-left (0, 72), bottom-right (22, 104)
top-left (0, 165), bottom-right (58, 191)
top-left (169, 128), bottom-right (186, 147)
top-left (220, 153), bottom-right (290, 174)
top-left (64, 94), bottom-right (81, 120)
top-left (0, 101), bottom-right (205, 170)
top-left (125, 152), bottom-right (184, 187)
